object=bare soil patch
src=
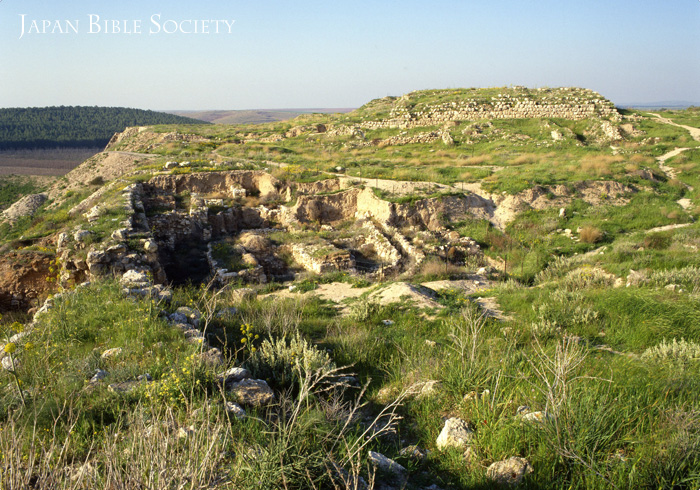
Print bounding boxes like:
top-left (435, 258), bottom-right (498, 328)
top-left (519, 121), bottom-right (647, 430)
top-left (0, 148), bottom-right (101, 176)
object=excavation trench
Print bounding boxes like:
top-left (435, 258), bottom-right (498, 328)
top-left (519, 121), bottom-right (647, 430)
top-left (137, 171), bottom-right (492, 286)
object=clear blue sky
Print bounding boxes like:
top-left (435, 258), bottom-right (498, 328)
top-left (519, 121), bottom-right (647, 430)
top-left (1, 0), bottom-right (698, 110)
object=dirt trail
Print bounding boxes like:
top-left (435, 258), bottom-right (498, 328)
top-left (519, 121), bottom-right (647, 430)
top-left (649, 113), bottom-right (697, 211)
top-left (648, 113), bottom-right (700, 142)
top-left (656, 147), bottom-right (691, 182)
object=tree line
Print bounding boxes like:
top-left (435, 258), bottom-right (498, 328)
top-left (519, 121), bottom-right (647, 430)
top-left (0, 106), bottom-right (206, 150)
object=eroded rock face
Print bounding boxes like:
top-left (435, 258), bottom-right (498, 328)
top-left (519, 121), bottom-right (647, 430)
top-left (146, 170), bottom-right (285, 200)
top-left (0, 251), bottom-right (53, 311)
top-left (1, 194), bottom-right (48, 223)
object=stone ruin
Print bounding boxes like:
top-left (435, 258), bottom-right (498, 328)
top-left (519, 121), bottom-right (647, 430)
top-left (56, 170), bottom-right (486, 290)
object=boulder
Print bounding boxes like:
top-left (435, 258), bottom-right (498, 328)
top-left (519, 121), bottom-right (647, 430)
top-left (486, 457), bottom-right (533, 487)
top-left (89, 369), bottom-right (109, 384)
top-left (101, 347), bottom-right (122, 359)
top-left (74, 230), bottom-right (92, 243)
top-left (225, 401), bottom-right (246, 419)
top-left (228, 378), bottom-right (275, 407)
top-left (120, 269), bottom-right (150, 287)
top-left (217, 366), bottom-right (252, 385)
top-left (143, 239), bottom-right (158, 253)
top-left (175, 306), bottom-right (201, 325)
top-left (436, 417), bottom-right (473, 450)
top-left (368, 451), bottom-right (407, 477)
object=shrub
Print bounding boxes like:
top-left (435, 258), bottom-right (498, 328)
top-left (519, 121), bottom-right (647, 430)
top-left (648, 265), bottom-right (700, 290)
top-left (348, 298), bottom-right (381, 323)
top-left (562, 266), bottom-right (615, 291)
top-left (579, 225), bottom-right (603, 244)
top-left (642, 338), bottom-right (700, 366)
top-left (643, 232), bottom-right (672, 250)
top-left (245, 333), bottom-right (336, 390)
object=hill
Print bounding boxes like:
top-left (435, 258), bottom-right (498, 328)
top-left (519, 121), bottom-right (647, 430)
top-left (1, 87), bottom-right (700, 489)
top-left (167, 108), bottom-right (355, 125)
top-left (0, 106), bottom-right (207, 150)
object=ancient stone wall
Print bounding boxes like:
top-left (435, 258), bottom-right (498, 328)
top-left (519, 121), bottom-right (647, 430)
top-left (358, 90), bottom-right (620, 130)
top-left (290, 244), bottom-right (355, 274)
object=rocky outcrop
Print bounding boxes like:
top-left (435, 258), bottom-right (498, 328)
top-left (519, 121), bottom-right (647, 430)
top-left (146, 170), bottom-right (285, 200)
top-left (1, 194), bottom-right (47, 223)
top-left (0, 251), bottom-right (53, 311)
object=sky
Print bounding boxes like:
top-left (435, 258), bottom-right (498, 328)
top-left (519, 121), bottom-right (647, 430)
top-left (0, 0), bottom-right (698, 110)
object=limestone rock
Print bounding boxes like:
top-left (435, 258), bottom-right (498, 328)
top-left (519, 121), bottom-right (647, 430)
top-left (1, 357), bottom-right (15, 371)
top-left (228, 378), bottom-right (275, 407)
top-left (120, 270), bottom-right (150, 287)
top-left (418, 380), bottom-right (441, 398)
top-left (101, 347), bottom-right (122, 359)
top-left (230, 288), bottom-right (257, 304)
top-left (517, 410), bottom-right (551, 424)
top-left (85, 205), bottom-right (103, 222)
top-left (218, 366), bottom-right (252, 385)
top-left (1, 193), bottom-right (47, 223)
top-left (225, 401), bottom-right (246, 419)
top-left (89, 369), bottom-right (109, 384)
top-left (169, 312), bottom-right (189, 325)
top-left (368, 451), bottom-right (407, 477)
top-left (143, 239), bottom-right (158, 253)
top-left (175, 306), bottom-right (201, 325)
top-left (399, 445), bottom-right (428, 461)
top-left (436, 417), bottom-right (473, 450)
top-left (74, 230), bottom-right (92, 243)
top-left (486, 457), bottom-right (533, 487)
top-left (57, 232), bottom-right (69, 250)
top-left (198, 347), bottom-right (224, 367)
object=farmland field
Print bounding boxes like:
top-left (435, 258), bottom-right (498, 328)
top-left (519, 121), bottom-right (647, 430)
top-left (0, 148), bottom-right (100, 176)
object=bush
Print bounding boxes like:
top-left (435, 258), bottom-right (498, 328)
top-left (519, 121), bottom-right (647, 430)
top-left (562, 266), bottom-right (615, 291)
top-left (245, 333), bottom-right (336, 390)
top-left (643, 232), bottom-right (672, 250)
top-left (579, 225), bottom-right (603, 244)
top-left (642, 338), bottom-right (700, 366)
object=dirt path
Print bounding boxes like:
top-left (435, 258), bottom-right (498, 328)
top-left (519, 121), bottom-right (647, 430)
top-left (648, 114), bottom-right (697, 212)
top-left (648, 113), bottom-right (700, 142)
top-left (645, 223), bottom-right (693, 234)
top-left (656, 147), bottom-right (691, 182)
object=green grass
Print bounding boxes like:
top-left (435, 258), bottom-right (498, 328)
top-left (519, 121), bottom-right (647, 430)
top-left (3, 93), bottom-right (700, 488)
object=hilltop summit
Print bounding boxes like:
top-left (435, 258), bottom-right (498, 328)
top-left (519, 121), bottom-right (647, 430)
top-left (351, 87), bottom-right (620, 127)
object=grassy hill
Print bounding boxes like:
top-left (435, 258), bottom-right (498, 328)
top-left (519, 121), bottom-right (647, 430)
top-left (1, 88), bottom-right (700, 489)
